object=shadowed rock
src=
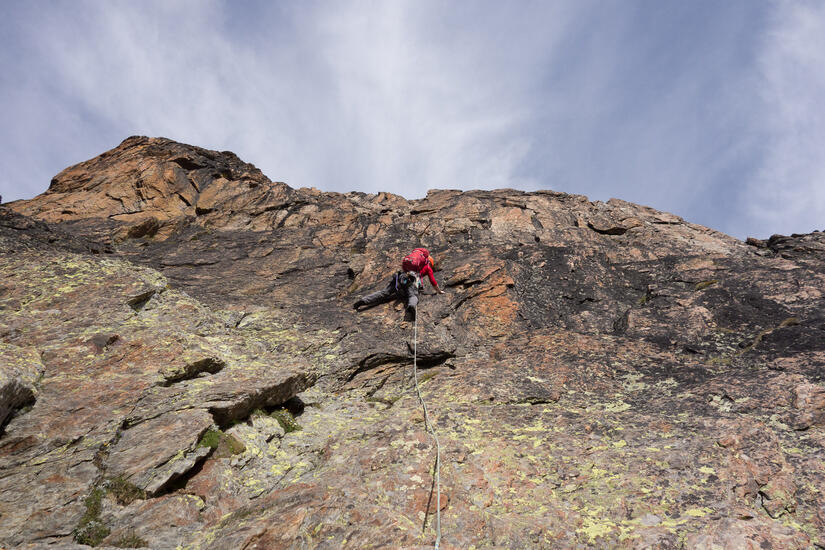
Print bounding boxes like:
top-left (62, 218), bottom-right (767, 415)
top-left (0, 344), bottom-right (44, 430)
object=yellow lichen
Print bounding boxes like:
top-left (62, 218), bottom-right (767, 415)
top-left (603, 401), bottom-right (631, 413)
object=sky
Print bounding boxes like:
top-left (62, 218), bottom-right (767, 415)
top-left (1, 0), bottom-right (823, 239)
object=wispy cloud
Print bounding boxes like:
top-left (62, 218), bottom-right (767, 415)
top-left (747, 0), bottom-right (825, 237)
top-left (1, 1), bottom-right (822, 239)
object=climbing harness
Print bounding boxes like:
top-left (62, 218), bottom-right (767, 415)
top-left (412, 307), bottom-right (442, 549)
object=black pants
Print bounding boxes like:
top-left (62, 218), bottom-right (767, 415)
top-left (360, 272), bottom-right (419, 308)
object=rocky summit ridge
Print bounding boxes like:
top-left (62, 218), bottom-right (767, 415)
top-left (1, 136), bottom-right (824, 549)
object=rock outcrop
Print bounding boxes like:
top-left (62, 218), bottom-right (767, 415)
top-left (2, 136), bottom-right (824, 548)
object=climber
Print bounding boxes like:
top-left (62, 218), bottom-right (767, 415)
top-left (353, 248), bottom-right (444, 319)
top-left (401, 248), bottom-right (444, 296)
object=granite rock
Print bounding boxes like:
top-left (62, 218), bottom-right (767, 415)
top-left (2, 137), bottom-right (824, 548)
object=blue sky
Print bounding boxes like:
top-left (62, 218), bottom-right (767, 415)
top-left (1, 1), bottom-right (823, 239)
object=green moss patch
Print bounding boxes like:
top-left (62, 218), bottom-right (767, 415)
top-left (197, 428), bottom-right (223, 449)
top-left (271, 409), bottom-right (302, 433)
top-left (112, 530), bottom-right (148, 548)
top-left (198, 427), bottom-right (246, 458)
top-left (73, 487), bottom-right (110, 546)
top-left (107, 475), bottom-right (146, 506)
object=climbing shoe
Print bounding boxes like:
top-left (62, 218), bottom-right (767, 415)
top-left (405, 305), bottom-right (416, 321)
top-left (353, 299), bottom-right (365, 309)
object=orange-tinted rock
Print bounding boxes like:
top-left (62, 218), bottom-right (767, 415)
top-left (792, 382), bottom-right (825, 429)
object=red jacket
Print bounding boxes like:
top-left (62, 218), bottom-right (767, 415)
top-left (402, 248), bottom-right (438, 288)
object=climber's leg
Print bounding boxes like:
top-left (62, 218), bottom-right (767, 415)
top-left (405, 282), bottom-right (419, 309)
top-left (355, 276), bottom-right (398, 309)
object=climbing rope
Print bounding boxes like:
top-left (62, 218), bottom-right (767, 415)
top-left (412, 306), bottom-right (442, 549)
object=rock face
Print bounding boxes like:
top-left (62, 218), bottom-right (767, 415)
top-left (2, 136), bottom-right (824, 549)
top-left (0, 343), bottom-right (44, 429)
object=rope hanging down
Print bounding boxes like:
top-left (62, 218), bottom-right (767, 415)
top-left (413, 307), bottom-right (442, 549)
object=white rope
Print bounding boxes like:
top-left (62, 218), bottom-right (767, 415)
top-left (412, 305), bottom-right (442, 549)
